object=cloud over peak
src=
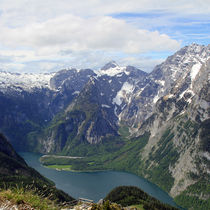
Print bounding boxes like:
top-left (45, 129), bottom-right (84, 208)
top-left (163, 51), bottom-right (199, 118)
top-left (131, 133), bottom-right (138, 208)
top-left (0, 0), bottom-right (209, 73)
top-left (0, 14), bottom-right (179, 53)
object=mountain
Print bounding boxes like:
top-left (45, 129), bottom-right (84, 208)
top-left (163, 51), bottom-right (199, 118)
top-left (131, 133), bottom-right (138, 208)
top-left (130, 58), bottom-right (210, 209)
top-left (0, 60), bottom-right (147, 154)
top-left (39, 44), bottom-right (210, 210)
top-left (0, 68), bottom-right (95, 150)
top-left (101, 60), bottom-right (119, 70)
top-left (0, 133), bottom-right (75, 207)
top-left (28, 44), bottom-right (209, 153)
top-left (30, 63), bottom-right (148, 155)
top-left (0, 71), bottom-right (54, 92)
top-left (119, 43), bottom-right (210, 128)
top-left (0, 43), bottom-right (209, 209)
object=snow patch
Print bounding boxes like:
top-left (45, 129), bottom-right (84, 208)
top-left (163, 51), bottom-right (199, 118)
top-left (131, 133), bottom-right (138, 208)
top-left (187, 98), bottom-right (192, 103)
top-left (153, 94), bottom-right (159, 104)
top-left (102, 104), bottom-right (111, 108)
top-left (96, 66), bottom-right (128, 77)
top-left (168, 94), bottom-right (174, 98)
top-left (0, 71), bottom-right (55, 92)
top-left (90, 77), bottom-right (95, 84)
top-left (179, 89), bottom-right (195, 100)
top-left (112, 82), bottom-right (134, 106)
top-left (72, 91), bottom-right (80, 95)
top-left (114, 106), bottom-right (118, 116)
top-left (156, 80), bottom-right (165, 86)
top-left (191, 63), bottom-right (202, 81)
top-left (179, 110), bottom-right (186, 116)
top-left (137, 87), bottom-right (144, 96)
top-left (203, 152), bottom-right (210, 161)
top-left (116, 73), bottom-right (123, 77)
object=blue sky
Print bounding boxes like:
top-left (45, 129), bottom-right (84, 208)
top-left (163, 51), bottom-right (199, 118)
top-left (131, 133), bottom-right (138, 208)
top-left (0, 0), bottom-right (209, 73)
top-left (113, 11), bottom-right (210, 45)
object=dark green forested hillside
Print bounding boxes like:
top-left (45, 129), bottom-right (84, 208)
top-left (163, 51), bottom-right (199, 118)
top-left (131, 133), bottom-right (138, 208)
top-left (105, 186), bottom-right (178, 210)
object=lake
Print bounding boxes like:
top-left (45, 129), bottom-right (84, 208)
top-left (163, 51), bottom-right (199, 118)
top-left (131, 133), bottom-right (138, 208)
top-left (20, 152), bottom-right (179, 208)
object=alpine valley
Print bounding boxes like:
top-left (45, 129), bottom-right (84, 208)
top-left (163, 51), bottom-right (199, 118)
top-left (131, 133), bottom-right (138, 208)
top-left (0, 43), bottom-right (209, 209)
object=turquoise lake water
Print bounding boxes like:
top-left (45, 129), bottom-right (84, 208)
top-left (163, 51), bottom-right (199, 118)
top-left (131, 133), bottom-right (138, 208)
top-left (20, 152), bottom-right (180, 208)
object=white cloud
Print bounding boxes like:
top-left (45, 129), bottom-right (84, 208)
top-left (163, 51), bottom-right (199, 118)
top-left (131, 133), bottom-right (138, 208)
top-left (0, 0), bottom-right (209, 21)
top-left (0, 14), bottom-right (180, 54)
top-left (0, 62), bottom-right (25, 71)
top-left (120, 56), bottom-right (165, 72)
top-left (0, 0), bottom-right (209, 73)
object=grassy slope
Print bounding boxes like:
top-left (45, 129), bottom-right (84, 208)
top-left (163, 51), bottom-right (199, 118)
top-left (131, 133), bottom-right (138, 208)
top-left (0, 188), bottom-right (60, 210)
top-left (0, 133), bottom-right (76, 207)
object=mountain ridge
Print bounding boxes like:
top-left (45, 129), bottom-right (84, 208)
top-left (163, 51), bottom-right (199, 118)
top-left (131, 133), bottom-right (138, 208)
top-left (0, 43), bottom-right (209, 209)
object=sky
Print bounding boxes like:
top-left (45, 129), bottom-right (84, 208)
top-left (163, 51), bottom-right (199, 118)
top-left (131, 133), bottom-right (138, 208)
top-left (0, 0), bottom-right (209, 73)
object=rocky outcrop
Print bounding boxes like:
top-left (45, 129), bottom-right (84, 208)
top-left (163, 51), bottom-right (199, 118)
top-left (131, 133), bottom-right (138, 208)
top-left (133, 55), bottom-right (209, 202)
top-left (118, 43), bottom-right (210, 129)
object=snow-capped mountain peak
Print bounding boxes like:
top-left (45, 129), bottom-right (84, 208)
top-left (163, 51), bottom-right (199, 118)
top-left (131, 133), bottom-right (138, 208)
top-left (101, 61), bottom-right (119, 70)
top-left (96, 62), bottom-right (131, 77)
top-left (97, 66), bottom-right (128, 77)
top-left (0, 71), bottom-right (55, 93)
top-left (148, 43), bottom-right (210, 104)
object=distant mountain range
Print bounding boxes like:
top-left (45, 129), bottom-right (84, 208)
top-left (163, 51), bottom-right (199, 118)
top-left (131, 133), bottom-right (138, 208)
top-left (0, 43), bottom-right (209, 210)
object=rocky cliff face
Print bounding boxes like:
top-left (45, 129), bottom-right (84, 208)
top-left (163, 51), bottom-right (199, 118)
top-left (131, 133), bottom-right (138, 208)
top-left (34, 63), bottom-right (147, 154)
top-left (131, 48), bottom-right (209, 205)
top-left (118, 43), bottom-right (210, 129)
